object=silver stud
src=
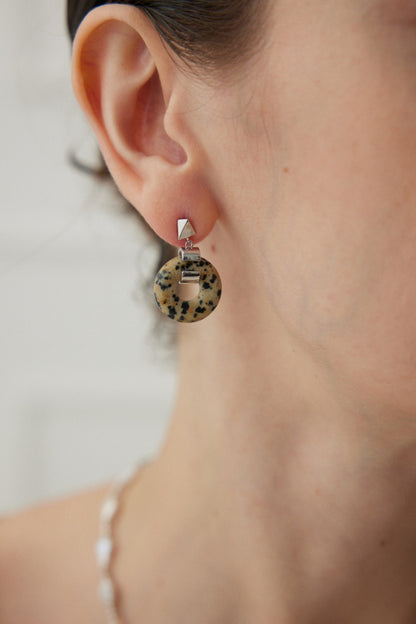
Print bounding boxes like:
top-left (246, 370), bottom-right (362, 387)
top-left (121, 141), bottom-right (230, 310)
top-left (177, 218), bottom-right (196, 241)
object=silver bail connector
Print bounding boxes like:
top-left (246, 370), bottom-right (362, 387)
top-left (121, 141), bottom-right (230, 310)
top-left (177, 218), bottom-right (200, 283)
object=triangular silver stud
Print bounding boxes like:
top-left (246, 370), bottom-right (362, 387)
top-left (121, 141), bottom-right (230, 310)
top-left (177, 218), bottom-right (196, 241)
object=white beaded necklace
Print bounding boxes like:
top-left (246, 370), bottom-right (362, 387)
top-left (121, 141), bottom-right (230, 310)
top-left (95, 459), bottom-right (150, 624)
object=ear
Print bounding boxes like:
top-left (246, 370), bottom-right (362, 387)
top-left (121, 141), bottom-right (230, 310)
top-left (71, 4), bottom-right (219, 245)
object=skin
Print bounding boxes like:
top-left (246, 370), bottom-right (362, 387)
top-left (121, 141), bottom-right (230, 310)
top-left (3, 0), bottom-right (416, 621)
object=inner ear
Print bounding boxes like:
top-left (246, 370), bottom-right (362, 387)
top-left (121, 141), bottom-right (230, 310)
top-left (131, 71), bottom-right (187, 165)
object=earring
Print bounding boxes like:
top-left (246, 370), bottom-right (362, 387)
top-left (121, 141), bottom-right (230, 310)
top-left (154, 219), bottom-right (222, 323)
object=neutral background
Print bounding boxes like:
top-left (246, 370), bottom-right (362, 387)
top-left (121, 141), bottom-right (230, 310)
top-left (0, 0), bottom-right (176, 514)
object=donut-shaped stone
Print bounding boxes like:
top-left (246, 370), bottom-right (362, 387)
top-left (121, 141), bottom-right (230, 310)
top-left (154, 257), bottom-right (222, 323)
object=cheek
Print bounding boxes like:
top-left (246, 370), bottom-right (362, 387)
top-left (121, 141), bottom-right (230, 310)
top-left (258, 9), bottom-right (416, 410)
top-left (262, 196), bottom-right (416, 412)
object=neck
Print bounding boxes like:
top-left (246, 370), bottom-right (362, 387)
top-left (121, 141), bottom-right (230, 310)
top-left (127, 234), bottom-right (416, 623)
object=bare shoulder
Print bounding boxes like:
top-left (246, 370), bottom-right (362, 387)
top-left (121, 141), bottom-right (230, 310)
top-left (0, 485), bottom-right (108, 624)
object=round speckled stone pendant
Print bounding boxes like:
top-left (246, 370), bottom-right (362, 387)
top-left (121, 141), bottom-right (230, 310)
top-left (153, 219), bottom-right (222, 323)
top-left (154, 257), bottom-right (222, 322)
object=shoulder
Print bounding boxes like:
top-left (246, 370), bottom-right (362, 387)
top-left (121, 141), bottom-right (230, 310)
top-left (0, 486), bottom-right (108, 624)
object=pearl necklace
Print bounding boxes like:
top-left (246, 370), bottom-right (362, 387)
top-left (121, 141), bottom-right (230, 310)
top-left (95, 459), bottom-right (150, 624)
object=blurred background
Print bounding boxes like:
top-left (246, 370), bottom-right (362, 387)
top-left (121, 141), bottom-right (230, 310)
top-left (0, 0), bottom-right (176, 514)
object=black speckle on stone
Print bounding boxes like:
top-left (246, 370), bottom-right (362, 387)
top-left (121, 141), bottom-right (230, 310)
top-left (173, 295), bottom-right (180, 303)
top-left (168, 306), bottom-right (177, 319)
top-left (175, 264), bottom-right (180, 271)
top-left (159, 282), bottom-right (171, 291)
top-left (208, 300), bottom-right (214, 306)
top-left (193, 313), bottom-right (198, 318)
top-left (210, 274), bottom-right (217, 284)
top-left (195, 306), bottom-right (206, 314)
top-left (181, 301), bottom-right (190, 314)
top-left (179, 315), bottom-right (185, 322)
top-left (202, 281), bottom-right (211, 290)
top-left (217, 289), bottom-right (222, 297)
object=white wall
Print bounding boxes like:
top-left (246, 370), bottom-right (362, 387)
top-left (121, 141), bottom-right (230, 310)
top-left (0, 0), bottom-right (176, 513)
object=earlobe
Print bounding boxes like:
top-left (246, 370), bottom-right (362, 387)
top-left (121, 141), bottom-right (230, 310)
top-left (71, 4), bottom-right (219, 245)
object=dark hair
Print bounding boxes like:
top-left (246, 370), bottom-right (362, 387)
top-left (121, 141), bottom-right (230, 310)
top-left (67, 0), bottom-right (265, 71)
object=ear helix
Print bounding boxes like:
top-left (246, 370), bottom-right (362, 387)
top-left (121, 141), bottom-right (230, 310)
top-left (153, 219), bottom-right (222, 322)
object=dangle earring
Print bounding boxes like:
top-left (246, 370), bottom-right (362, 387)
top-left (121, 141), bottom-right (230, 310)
top-left (154, 219), bottom-right (222, 322)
